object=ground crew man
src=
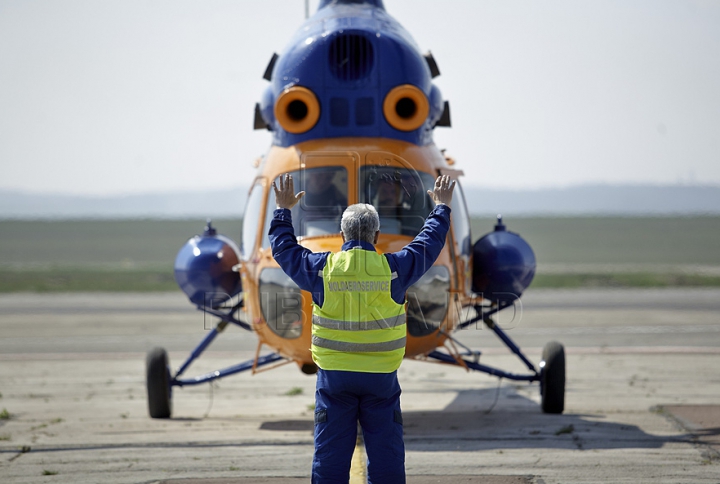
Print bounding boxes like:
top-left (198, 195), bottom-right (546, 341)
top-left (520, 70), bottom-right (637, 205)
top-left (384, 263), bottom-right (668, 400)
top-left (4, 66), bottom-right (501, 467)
top-left (269, 173), bottom-right (454, 484)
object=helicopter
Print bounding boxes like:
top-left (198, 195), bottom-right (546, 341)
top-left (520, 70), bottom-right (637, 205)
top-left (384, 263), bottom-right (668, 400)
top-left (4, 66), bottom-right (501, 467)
top-left (146, 0), bottom-right (565, 419)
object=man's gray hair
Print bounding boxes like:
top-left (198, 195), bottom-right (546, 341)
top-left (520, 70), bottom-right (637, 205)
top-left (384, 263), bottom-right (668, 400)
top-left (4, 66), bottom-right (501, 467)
top-left (341, 204), bottom-right (379, 243)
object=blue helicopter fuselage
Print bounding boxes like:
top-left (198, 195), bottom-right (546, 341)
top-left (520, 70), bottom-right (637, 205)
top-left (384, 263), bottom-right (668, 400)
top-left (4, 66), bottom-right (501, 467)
top-left (257, 0), bottom-right (447, 147)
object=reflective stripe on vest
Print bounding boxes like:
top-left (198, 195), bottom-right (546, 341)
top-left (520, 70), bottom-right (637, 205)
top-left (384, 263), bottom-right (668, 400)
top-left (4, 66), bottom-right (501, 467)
top-left (312, 247), bottom-right (406, 373)
top-left (312, 335), bottom-right (407, 353)
top-left (313, 314), bottom-right (405, 331)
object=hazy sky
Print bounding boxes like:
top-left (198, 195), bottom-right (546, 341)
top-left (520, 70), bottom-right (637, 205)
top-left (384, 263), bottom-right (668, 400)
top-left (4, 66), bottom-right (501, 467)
top-left (1, 0), bottom-right (719, 196)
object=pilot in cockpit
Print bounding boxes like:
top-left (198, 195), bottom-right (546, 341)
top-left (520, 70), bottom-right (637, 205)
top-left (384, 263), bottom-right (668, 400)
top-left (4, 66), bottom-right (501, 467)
top-left (372, 172), bottom-right (427, 236)
top-left (374, 176), bottom-right (403, 233)
top-left (296, 168), bottom-right (347, 236)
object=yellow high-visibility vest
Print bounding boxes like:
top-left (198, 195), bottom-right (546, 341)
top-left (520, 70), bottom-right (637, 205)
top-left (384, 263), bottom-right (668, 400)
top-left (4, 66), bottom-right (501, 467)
top-left (312, 247), bottom-right (406, 373)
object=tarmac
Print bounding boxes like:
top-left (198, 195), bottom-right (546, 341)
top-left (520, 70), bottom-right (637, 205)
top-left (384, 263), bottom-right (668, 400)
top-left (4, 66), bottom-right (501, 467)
top-left (1, 288), bottom-right (719, 483)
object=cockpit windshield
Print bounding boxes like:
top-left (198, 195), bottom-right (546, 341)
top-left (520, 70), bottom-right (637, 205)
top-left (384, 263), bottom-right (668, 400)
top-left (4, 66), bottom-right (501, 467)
top-left (359, 166), bottom-right (435, 237)
top-left (261, 165), bottom-right (434, 245)
top-left (295, 166), bottom-right (348, 236)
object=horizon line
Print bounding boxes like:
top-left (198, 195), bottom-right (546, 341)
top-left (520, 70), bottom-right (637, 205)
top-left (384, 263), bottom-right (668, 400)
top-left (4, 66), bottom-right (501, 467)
top-left (3, 181), bottom-right (720, 199)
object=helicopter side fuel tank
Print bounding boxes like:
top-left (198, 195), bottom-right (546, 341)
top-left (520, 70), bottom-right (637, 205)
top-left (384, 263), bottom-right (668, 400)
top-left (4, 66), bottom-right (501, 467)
top-left (174, 221), bottom-right (242, 306)
top-left (472, 217), bottom-right (536, 302)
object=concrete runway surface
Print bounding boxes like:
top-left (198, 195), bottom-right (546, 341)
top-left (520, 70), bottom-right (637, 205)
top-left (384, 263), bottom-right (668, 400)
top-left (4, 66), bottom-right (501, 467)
top-left (1, 289), bottom-right (719, 483)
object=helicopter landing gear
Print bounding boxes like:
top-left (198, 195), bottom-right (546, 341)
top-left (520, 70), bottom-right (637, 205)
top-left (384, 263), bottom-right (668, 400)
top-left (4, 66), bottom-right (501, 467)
top-left (540, 341), bottom-right (565, 414)
top-left (146, 347), bottom-right (172, 419)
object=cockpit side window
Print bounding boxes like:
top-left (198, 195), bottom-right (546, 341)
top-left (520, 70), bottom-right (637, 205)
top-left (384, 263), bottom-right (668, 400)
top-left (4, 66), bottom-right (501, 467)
top-left (450, 183), bottom-right (472, 257)
top-left (242, 183), bottom-right (265, 259)
top-left (359, 166), bottom-right (435, 237)
top-left (262, 166), bottom-right (348, 246)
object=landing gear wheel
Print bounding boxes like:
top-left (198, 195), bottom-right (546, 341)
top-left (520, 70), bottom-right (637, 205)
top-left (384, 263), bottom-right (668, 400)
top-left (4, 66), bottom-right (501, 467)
top-left (540, 341), bottom-right (565, 414)
top-left (146, 347), bottom-right (172, 418)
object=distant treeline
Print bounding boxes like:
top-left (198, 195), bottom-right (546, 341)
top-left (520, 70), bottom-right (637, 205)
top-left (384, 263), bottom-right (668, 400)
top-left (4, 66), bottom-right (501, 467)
top-left (2, 184), bottom-right (720, 218)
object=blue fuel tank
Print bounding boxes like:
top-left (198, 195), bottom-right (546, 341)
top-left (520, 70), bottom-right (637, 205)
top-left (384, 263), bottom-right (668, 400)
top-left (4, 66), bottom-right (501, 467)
top-left (174, 221), bottom-right (242, 306)
top-left (472, 216), bottom-right (536, 302)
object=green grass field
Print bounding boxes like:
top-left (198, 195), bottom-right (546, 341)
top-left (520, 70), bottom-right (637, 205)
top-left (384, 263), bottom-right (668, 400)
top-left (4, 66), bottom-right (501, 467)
top-left (1, 217), bottom-right (719, 292)
top-left (471, 216), bottom-right (720, 266)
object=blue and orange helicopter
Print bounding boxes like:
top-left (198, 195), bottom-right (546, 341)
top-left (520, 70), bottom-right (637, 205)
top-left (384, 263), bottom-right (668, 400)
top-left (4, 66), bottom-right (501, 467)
top-left (146, 0), bottom-right (565, 418)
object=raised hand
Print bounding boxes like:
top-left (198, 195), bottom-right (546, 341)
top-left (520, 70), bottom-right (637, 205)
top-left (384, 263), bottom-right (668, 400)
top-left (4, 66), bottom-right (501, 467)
top-left (427, 175), bottom-right (455, 206)
top-left (272, 173), bottom-right (305, 210)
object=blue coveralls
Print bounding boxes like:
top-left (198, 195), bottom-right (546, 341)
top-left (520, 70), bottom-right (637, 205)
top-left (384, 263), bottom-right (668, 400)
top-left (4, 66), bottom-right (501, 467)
top-left (269, 204), bottom-right (451, 484)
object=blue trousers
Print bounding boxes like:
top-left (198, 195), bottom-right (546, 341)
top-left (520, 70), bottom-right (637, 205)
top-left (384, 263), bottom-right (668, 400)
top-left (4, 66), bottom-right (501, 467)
top-left (312, 369), bottom-right (405, 484)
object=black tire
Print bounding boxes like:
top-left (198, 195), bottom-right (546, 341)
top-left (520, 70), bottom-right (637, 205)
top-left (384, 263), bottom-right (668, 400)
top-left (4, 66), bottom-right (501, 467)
top-left (146, 347), bottom-right (172, 418)
top-left (540, 341), bottom-right (565, 414)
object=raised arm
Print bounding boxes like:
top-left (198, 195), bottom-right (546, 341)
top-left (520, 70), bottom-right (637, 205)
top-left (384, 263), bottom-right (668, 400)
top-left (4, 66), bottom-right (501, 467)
top-left (268, 174), bottom-right (327, 299)
top-left (386, 176), bottom-right (455, 299)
